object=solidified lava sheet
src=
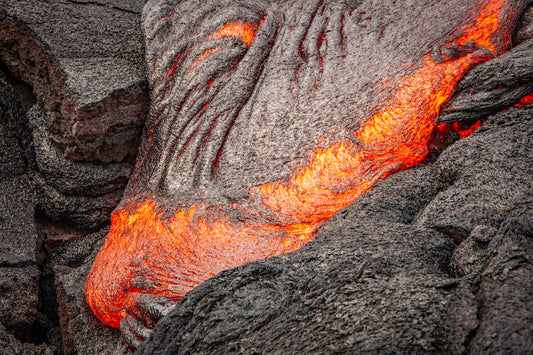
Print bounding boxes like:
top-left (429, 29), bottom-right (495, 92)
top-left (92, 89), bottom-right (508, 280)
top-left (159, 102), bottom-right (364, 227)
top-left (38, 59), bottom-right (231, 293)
top-left (84, 0), bottom-right (533, 343)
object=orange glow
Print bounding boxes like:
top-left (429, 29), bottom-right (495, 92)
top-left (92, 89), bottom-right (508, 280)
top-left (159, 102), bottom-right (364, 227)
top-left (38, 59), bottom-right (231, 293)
top-left (212, 21), bottom-right (259, 46)
top-left (454, 120), bottom-right (484, 138)
top-left (86, 0), bottom-right (516, 329)
top-left (187, 21), bottom-right (259, 73)
top-left (513, 92), bottom-right (533, 108)
top-left (453, 2), bottom-right (502, 53)
top-left (188, 48), bottom-right (221, 72)
top-left (436, 120), bottom-right (485, 139)
top-left (85, 197), bottom-right (314, 327)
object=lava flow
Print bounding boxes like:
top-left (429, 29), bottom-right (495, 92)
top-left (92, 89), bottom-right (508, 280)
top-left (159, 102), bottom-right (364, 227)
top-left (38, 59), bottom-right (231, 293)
top-left (86, 0), bottom-right (525, 330)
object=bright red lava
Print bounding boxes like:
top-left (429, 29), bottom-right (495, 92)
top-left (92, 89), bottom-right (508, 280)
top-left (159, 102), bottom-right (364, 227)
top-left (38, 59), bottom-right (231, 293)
top-left (514, 92), bottom-right (533, 108)
top-left (86, 1), bottom-right (520, 329)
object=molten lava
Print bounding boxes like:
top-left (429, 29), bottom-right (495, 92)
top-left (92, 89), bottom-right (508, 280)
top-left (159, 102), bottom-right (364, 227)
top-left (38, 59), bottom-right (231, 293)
top-left (86, 0), bottom-right (523, 330)
top-left (514, 92), bottom-right (533, 108)
top-left (212, 21), bottom-right (259, 46)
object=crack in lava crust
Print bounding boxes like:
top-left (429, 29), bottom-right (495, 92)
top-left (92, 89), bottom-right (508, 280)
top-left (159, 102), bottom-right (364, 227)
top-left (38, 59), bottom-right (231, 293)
top-left (86, 0), bottom-right (524, 329)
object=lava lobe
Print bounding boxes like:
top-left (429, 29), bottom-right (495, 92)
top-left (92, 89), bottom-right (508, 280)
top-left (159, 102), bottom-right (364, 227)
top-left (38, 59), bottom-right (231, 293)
top-left (85, 0), bottom-right (529, 333)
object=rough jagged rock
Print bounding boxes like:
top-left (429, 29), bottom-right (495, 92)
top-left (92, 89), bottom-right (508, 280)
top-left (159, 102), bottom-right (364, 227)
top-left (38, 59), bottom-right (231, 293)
top-left (27, 105), bottom-right (129, 229)
top-left (0, 175), bottom-right (37, 267)
top-left (0, 0), bottom-right (148, 163)
top-left (0, 1), bottom-right (145, 348)
top-left (0, 69), bottom-right (42, 348)
top-left (466, 206), bottom-right (533, 353)
top-left (0, 266), bottom-right (40, 338)
top-left (54, 256), bottom-right (123, 355)
top-left (33, 227), bottom-right (125, 355)
top-left (0, 0), bottom-right (532, 354)
top-left (0, 71), bottom-right (36, 268)
top-left (0, 120), bottom-right (25, 176)
top-left (25, 99), bottom-right (131, 229)
top-left (438, 202), bottom-right (533, 353)
top-left (0, 0), bottom-right (143, 228)
top-left (1, 62), bottom-right (124, 353)
top-left (439, 39), bottom-right (533, 124)
top-left (0, 322), bottom-right (54, 355)
top-left (139, 108), bottom-right (533, 354)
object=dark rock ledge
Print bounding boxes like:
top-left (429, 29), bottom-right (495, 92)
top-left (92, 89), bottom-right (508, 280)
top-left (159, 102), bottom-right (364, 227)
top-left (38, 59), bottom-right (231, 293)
top-left (0, 0), bottom-right (148, 163)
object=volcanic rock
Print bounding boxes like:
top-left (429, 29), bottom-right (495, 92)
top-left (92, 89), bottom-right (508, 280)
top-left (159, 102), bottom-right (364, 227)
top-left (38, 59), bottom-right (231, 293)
top-left (27, 103), bottom-right (129, 229)
top-left (0, 0), bottom-right (532, 354)
top-left (0, 175), bottom-right (37, 266)
top-left (0, 76), bottom-right (59, 354)
top-left (0, 0), bottom-right (148, 163)
top-left (0, 321), bottom-right (54, 355)
top-left (0, 266), bottom-right (40, 338)
top-left (0, 68), bottom-right (42, 347)
top-left (0, 119), bottom-right (25, 176)
top-left (35, 227), bottom-right (125, 355)
top-left (139, 107), bottom-right (533, 354)
top-left (54, 255), bottom-right (122, 355)
top-left (0, 1), bottom-right (148, 349)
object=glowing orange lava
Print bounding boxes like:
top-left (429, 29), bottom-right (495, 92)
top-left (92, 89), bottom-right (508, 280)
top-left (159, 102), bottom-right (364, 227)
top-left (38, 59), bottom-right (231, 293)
top-left (212, 21), bottom-right (259, 46)
top-left (187, 21), bottom-right (259, 72)
top-left (86, 0), bottom-right (519, 329)
top-left (436, 120), bottom-right (486, 139)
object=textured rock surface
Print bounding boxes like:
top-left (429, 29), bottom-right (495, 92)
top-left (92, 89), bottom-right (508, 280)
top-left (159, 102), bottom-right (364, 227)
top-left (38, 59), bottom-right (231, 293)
top-left (0, 61), bottom-right (126, 354)
top-left (0, 266), bottom-right (40, 336)
top-left (0, 322), bottom-right (54, 355)
top-left (0, 0), bottom-right (148, 162)
top-left (0, 68), bottom-right (53, 353)
top-left (0, 0), bottom-right (532, 354)
top-left (140, 108), bottom-right (533, 354)
top-left (54, 251), bottom-right (122, 355)
top-left (37, 227), bottom-right (125, 355)
top-left (28, 102), bottom-right (130, 229)
top-left (0, 0), bottom-right (143, 229)
top-left (87, 0), bottom-right (533, 338)
top-left (0, 0), bottom-right (147, 350)
top-left (0, 175), bottom-right (36, 266)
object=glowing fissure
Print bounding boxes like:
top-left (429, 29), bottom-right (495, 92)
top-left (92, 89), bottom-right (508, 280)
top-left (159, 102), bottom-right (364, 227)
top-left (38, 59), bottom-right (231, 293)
top-left (86, 1), bottom-right (517, 329)
top-left (212, 21), bottom-right (259, 46)
top-left (514, 92), bottom-right (533, 108)
top-left (437, 120), bottom-right (486, 139)
top-left (188, 22), bottom-right (258, 72)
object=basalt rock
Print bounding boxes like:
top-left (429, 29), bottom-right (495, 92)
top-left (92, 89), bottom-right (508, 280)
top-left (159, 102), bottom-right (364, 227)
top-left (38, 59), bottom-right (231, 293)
top-left (54, 259), bottom-right (122, 355)
top-left (1, 0), bottom-right (532, 353)
top-left (140, 107), bottom-right (533, 354)
top-left (0, 0), bottom-right (148, 163)
top-left (40, 227), bottom-right (126, 355)
top-left (0, 322), bottom-right (54, 355)
top-left (0, 0), bottom-right (146, 228)
top-left (0, 70), bottom-right (42, 347)
top-left (0, 52), bottom-right (129, 352)
top-left (86, 0), bottom-right (533, 344)
top-left (28, 103), bottom-right (131, 229)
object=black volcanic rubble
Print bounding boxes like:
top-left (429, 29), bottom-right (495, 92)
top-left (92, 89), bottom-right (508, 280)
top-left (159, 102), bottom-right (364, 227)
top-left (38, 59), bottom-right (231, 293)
top-left (0, 0), bottom-right (532, 354)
